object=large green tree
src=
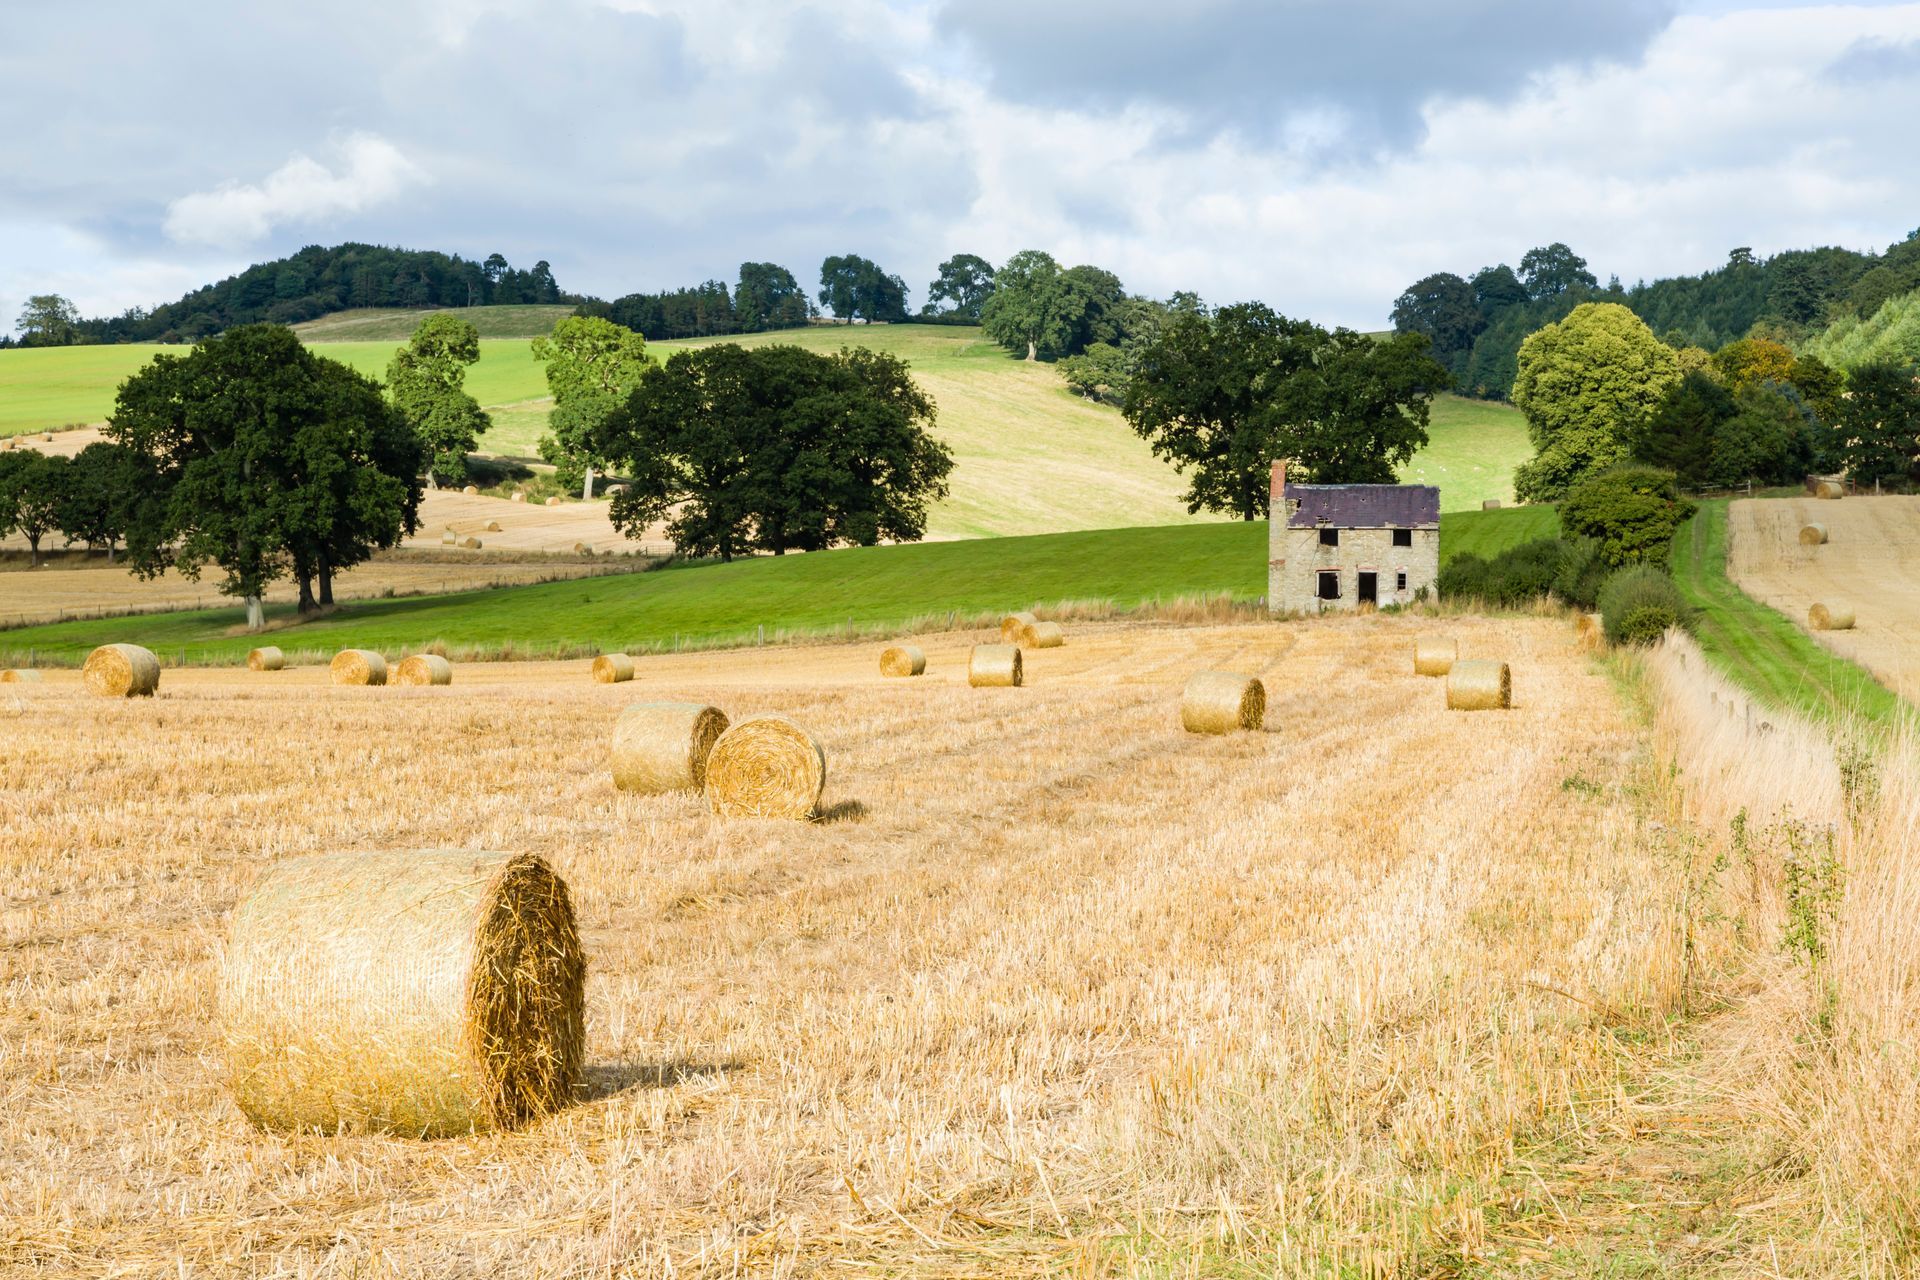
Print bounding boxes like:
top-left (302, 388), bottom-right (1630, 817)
top-left (55, 442), bottom-right (153, 562)
top-left (735, 262), bottom-right (811, 331)
top-left (925, 253), bottom-right (996, 319)
top-left (1391, 272), bottom-right (1484, 381)
top-left (387, 314), bottom-right (490, 486)
top-left (531, 315), bottom-right (651, 498)
top-left (107, 324), bottom-right (425, 626)
top-left (1630, 370), bottom-right (1731, 486)
top-left (1511, 302), bottom-right (1680, 502)
top-left (817, 255), bottom-right (909, 323)
top-left (0, 451), bottom-right (67, 565)
top-left (14, 294), bottom-right (80, 347)
top-left (1123, 305), bottom-right (1445, 519)
top-left (1832, 361), bottom-right (1920, 485)
top-left (597, 344), bottom-right (953, 561)
top-left (979, 250), bottom-right (1127, 362)
top-left (1559, 465), bottom-right (1694, 567)
top-left (1518, 243), bottom-right (1597, 300)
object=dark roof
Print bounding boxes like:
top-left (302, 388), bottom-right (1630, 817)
top-left (1285, 483), bottom-right (1440, 529)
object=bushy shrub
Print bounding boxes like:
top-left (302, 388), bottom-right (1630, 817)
top-left (1597, 565), bottom-right (1693, 646)
top-left (1553, 535), bottom-right (1609, 609)
top-left (1438, 537), bottom-right (1564, 606)
top-left (1560, 464), bottom-right (1696, 567)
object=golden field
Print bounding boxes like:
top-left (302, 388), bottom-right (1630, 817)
top-left (1, 613), bottom-right (1914, 1275)
top-left (1728, 495), bottom-right (1920, 702)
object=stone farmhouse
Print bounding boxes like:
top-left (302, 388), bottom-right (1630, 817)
top-left (1266, 459), bottom-right (1440, 615)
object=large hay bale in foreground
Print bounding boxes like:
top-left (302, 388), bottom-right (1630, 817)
top-left (591, 653), bottom-right (635, 684)
top-left (969, 644), bottom-right (1023, 687)
top-left (1412, 635), bottom-right (1457, 677)
top-left (1816, 480), bottom-right (1845, 500)
top-left (1023, 620), bottom-right (1065, 648)
top-left (247, 646), bottom-right (285, 672)
top-left (0, 669), bottom-right (44, 682)
top-left (705, 716), bottom-right (827, 820)
top-left (330, 649), bottom-right (388, 686)
top-left (879, 644), bottom-right (926, 677)
top-left (1799, 523), bottom-right (1828, 546)
top-left (1000, 611), bottom-right (1036, 643)
top-left (1181, 671), bottom-right (1265, 734)
top-left (610, 701), bottom-right (728, 794)
top-left (1809, 603), bottom-right (1855, 631)
top-left (395, 654), bottom-right (453, 686)
top-left (218, 848), bottom-right (585, 1137)
top-left (83, 644), bottom-right (160, 698)
top-left (1446, 660), bottom-right (1511, 710)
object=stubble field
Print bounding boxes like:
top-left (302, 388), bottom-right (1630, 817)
top-left (1727, 494), bottom-right (1920, 704)
top-left (0, 612), bottom-right (1707, 1276)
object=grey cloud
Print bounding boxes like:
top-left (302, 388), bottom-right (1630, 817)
top-left (935, 0), bottom-right (1677, 150)
top-left (1827, 35), bottom-right (1920, 81)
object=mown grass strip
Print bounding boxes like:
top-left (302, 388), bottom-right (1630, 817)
top-left (1671, 500), bottom-right (1907, 728)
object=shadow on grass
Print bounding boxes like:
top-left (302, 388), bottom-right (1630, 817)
top-left (577, 1058), bottom-right (746, 1102)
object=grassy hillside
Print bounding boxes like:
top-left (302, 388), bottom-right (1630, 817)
top-left (0, 506), bottom-right (1537, 664)
top-left (290, 305), bottom-right (575, 341)
top-left (0, 322), bottom-right (1531, 537)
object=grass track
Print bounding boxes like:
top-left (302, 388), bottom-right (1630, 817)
top-left (1671, 500), bottom-right (1906, 727)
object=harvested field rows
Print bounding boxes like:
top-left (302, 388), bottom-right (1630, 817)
top-left (1728, 494), bottom-right (1920, 704)
top-left (0, 614), bottom-right (1690, 1275)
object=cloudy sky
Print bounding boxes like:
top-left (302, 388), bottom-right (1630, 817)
top-left (4, 0), bottom-right (1920, 334)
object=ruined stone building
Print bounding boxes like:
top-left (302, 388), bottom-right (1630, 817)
top-left (1266, 459), bottom-right (1440, 615)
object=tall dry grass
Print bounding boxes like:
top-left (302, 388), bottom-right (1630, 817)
top-left (1644, 632), bottom-right (1920, 1269)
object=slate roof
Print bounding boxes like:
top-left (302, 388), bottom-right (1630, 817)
top-left (1285, 483), bottom-right (1440, 529)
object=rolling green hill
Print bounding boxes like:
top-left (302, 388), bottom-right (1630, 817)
top-left (289, 305), bottom-right (576, 341)
top-left (0, 508), bottom-right (1526, 664)
top-left (0, 319), bottom-right (1531, 536)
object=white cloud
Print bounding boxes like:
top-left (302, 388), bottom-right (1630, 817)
top-left (162, 134), bottom-right (425, 249)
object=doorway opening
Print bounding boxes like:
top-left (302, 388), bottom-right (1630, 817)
top-left (1357, 571), bottom-right (1378, 604)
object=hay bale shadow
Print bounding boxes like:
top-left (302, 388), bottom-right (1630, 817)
top-left (815, 799), bottom-right (869, 825)
top-left (577, 1058), bottom-right (744, 1102)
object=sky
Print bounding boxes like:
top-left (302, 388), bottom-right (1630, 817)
top-left (3, 0), bottom-right (1920, 334)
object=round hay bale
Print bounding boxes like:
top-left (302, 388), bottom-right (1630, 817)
top-left (1481, 499), bottom-right (1502, 510)
top-left (1022, 620), bottom-right (1065, 648)
top-left (591, 653), bottom-right (635, 684)
top-left (1446, 660), bottom-right (1511, 711)
top-left (1412, 635), bottom-right (1457, 677)
top-left (247, 646), bottom-right (285, 672)
top-left (511, 491), bottom-right (527, 503)
top-left (43, 432), bottom-right (54, 442)
top-left (484, 520), bottom-right (502, 533)
top-left (1809, 603), bottom-right (1855, 631)
top-left (607, 484), bottom-right (627, 496)
top-left (1574, 613), bottom-right (1605, 650)
top-left (1000, 611), bottom-right (1037, 642)
top-left (610, 701), bottom-right (728, 794)
top-left (1816, 480), bottom-right (1845, 500)
top-left (330, 649), bottom-right (388, 686)
top-left (0, 669), bottom-right (44, 682)
top-left (462, 485), bottom-right (478, 496)
top-left (1799, 523), bottom-right (1828, 546)
top-left (573, 541), bottom-right (593, 555)
top-left (1181, 671), bottom-right (1265, 734)
top-left (395, 654), bottom-right (453, 686)
top-left (879, 644), bottom-right (926, 677)
top-left (460, 537), bottom-right (483, 550)
top-left (969, 644), bottom-right (1023, 687)
top-left (218, 848), bottom-right (585, 1137)
top-left (704, 716), bottom-right (827, 820)
top-left (440, 531), bottom-right (458, 546)
top-left (83, 643), bottom-right (160, 698)
top-left (545, 496), bottom-right (562, 507)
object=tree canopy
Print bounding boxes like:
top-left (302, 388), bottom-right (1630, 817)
top-left (1511, 303), bottom-right (1680, 503)
top-left (597, 344), bottom-right (954, 561)
top-left (1123, 303), bottom-right (1446, 520)
top-left (531, 315), bottom-right (651, 498)
top-left (1831, 361), bottom-right (1920, 486)
top-left (818, 255), bottom-right (910, 323)
top-left (0, 451), bottom-right (66, 565)
top-left (925, 254), bottom-right (997, 319)
top-left (387, 314), bottom-right (491, 485)
top-left (1390, 272), bottom-right (1483, 385)
top-left (13, 294), bottom-right (81, 347)
top-left (105, 324), bottom-right (425, 618)
top-left (1558, 465), bottom-right (1695, 567)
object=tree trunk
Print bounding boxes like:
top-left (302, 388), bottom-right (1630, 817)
top-left (1026, 339), bottom-right (1037, 361)
top-left (425, 470), bottom-right (438, 490)
top-left (297, 575), bottom-right (317, 614)
top-left (27, 536), bottom-right (39, 568)
top-left (583, 465), bottom-right (595, 501)
top-left (245, 595), bottom-right (265, 631)
top-left (319, 554), bottom-right (334, 606)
